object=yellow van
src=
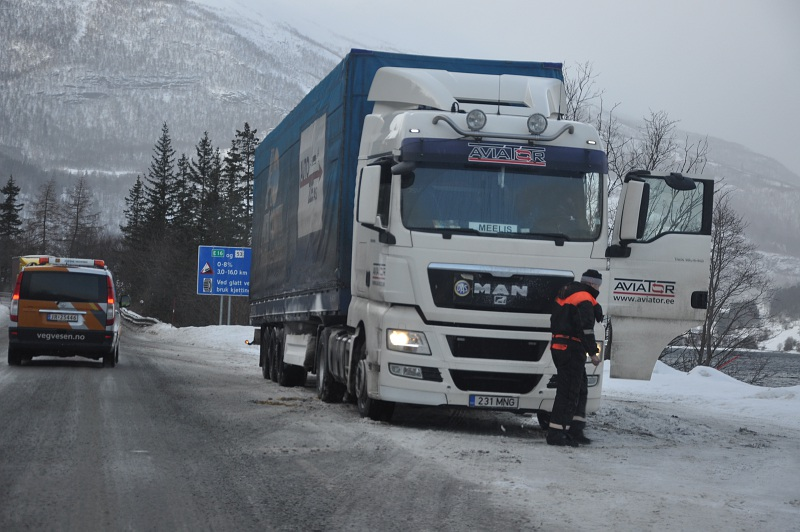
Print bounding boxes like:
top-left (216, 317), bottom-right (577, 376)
top-left (8, 257), bottom-right (130, 367)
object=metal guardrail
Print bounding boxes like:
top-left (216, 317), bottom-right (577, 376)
top-left (120, 308), bottom-right (160, 327)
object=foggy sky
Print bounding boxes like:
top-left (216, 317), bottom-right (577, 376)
top-left (270, 0), bottom-right (800, 176)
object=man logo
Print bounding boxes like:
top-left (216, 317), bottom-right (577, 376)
top-left (454, 280), bottom-right (471, 297)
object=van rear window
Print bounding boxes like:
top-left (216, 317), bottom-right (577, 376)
top-left (20, 272), bottom-right (107, 303)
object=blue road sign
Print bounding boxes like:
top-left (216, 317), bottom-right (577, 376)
top-left (197, 246), bottom-right (251, 296)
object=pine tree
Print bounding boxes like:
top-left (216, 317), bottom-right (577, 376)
top-left (221, 139), bottom-right (245, 244)
top-left (189, 132), bottom-right (218, 241)
top-left (0, 175), bottom-right (25, 289)
top-left (121, 175), bottom-right (147, 245)
top-left (171, 153), bottom-right (196, 238)
top-left (0, 175), bottom-right (24, 240)
top-left (235, 122), bottom-right (259, 240)
top-left (143, 122), bottom-right (177, 238)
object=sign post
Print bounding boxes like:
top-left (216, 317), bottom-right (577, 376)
top-left (197, 246), bottom-right (251, 325)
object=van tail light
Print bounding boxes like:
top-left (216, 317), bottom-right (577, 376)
top-left (106, 277), bottom-right (115, 325)
top-left (10, 273), bottom-right (22, 322)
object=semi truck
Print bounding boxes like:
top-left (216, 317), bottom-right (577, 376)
top-left (249, 49), bottom-right (714, 423)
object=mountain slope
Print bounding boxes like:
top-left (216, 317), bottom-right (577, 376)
top-left (2, 0), bottom-right (800, 275)
top-left (0, 0), bottom-right (338, 171)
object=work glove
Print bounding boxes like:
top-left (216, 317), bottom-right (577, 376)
top-left (590, 354), bottom-right (601, 367)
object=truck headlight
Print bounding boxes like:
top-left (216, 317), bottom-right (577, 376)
top-left (466, 109), bottom-right (487, 131)
top-left (527, 113), bottom-right (548, 134)
top-left (387, 329), bottom-right (431, 355)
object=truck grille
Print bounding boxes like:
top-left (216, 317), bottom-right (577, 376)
top-left (449, 370), bottom-right (541, 394)
top-left (446, 336), bottom-right (547, 362)
top-left (428, 265), bottom-right (571, 314)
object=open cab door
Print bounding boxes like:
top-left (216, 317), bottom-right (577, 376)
top-left (606, 171), bottom-right (714, 379)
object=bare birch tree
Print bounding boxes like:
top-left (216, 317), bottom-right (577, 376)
top-left (665, 188), bottom-right (773, 384)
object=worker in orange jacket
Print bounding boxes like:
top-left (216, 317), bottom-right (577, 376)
top-left (546, 269), bottom-right (603, 447)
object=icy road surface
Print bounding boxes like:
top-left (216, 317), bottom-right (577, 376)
top-left (1, 314), bottom-right (798, 531)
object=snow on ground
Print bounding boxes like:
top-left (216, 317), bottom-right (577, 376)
top-left (137, 319), bottom-right (800, 427)
top-left (4, 306), bottom-right (800, 528)
top-left (130, 320), bottom-right (800, 530)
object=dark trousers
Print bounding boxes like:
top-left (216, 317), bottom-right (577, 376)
top-left (550, 341), bottom-right (588, 429)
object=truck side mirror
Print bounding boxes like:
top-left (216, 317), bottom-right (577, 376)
top-left (119, 294), bottom-right (132, 308)
top-left (617, 179), bottom-right (648, 241)
top-left (357, 166), bottom-right (382, 225)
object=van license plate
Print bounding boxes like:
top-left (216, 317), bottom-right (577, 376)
top-left (48, 314), bottom-right (79, 322)
top-left (469, 395), bottom-right (519, 409)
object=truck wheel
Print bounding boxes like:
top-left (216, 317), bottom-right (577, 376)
top-left (7, 346), bottom-right (21, 366)
top-left (290, 366), bottom-right (308, 387)
top-left (316, 331), bottom-right (344, 403)
top-left (260, 329), bottom-right (270, 380)
top-left (536, 411), bottom-right (551, 430)
top-left (268, 330), bottom-right (279, 382)
top-left (276, 332), bottom-right (291, 387)
top-left (355, 357), bottom-right (395, 422)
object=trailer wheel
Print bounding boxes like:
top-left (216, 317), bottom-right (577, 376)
top-left (268, 329), bottom-right (279, 382)
top-left (276, 332), bottom-right (290, 386)
top-left (260, 329), bottom-right (270, 380)
top-left (316, 330), bottom-right (344, 403)
top-left (355, 350), bottom-right (394, 422)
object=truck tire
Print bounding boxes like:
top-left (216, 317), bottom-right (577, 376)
top-left (355, 353), bottom-right (394, 422)
top-left (275, 331), bottom-right (293, 387)
top-left (260, 329), bottom-right (270, 380)
top-left (290, 366), bottom-right (308, 387)
top-left (316, 330), bottom-right (345, 403)
top-left (7, 346), bottom-right (21, 366)
top-left (268, 329), bottom-right (279, 382)
top-left (536, 411), bottom-right (551, 430)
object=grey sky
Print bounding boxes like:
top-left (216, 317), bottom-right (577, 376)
top-left (278, 0), bottom-right (800, 175)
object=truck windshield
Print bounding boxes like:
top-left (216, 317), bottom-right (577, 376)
top-left (400, 164), bottom-right (602, 241)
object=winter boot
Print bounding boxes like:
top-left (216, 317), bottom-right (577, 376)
top-left (567, 421), bottom-right (592, 445)
top-left (546, 429), bottom-right (579, 447)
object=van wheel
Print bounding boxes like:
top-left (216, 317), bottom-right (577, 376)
top-left (355, 347), bottom-right (394, 422)
top-left (7, 346), bottom-right (21, 366)
top-left (104, 347), bottom-right (117, 368)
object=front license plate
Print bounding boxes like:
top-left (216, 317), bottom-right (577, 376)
top-left (47, 313), bottom-right (79, 323)
top-left (469, 394), bottom-right (519, 409)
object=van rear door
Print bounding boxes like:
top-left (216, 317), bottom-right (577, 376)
top-left (16, 269), bottom-right (109, 331)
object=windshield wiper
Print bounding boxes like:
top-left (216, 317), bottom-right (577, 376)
top-left (520, 232), bottom-right (569, 246)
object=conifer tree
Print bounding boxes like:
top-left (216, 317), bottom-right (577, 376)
top-left (189, 132), bottom-right (218, 241)
top-left (171, 153), bottom-right (196, 238)
top-left (143, 122), bottom-right (177, 238)
top-left (235, 122), bottom-right (259, 239)
top-left (0, 175), bottom-right (24, 289)
top-left (121, 175), bottom-right (147, 245)
top-left (222, 139), bottom-right (245, 244)
top-left (0, 175), bottom-right (24, 241)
